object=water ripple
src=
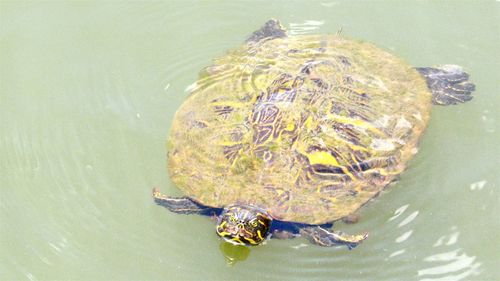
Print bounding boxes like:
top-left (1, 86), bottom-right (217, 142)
top-left (1, 2), bottom-right (495, 280)
top-left (418, 249), bottom-right (481, 281)
top-left (289, 20), bottom-right (325, 35)
top-left (398, 210), bottom-right (419, 227)
top-left (416, 226), bottom-right (481, 281)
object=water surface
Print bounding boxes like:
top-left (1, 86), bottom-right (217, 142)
top-left (1, 1), bottom-right (499, 280)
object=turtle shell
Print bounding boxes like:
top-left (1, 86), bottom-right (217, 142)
top-left (168, 35), bottom-right (431, 225)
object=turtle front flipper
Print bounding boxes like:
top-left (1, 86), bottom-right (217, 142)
top-left (245, 19), bottom-right (287, 43)
top-left (300, 226), bottom-right (368, 249)
top-left (415, 65), bottom-right (476, 105)
top-left (152, 188), bottom-right (210, 215)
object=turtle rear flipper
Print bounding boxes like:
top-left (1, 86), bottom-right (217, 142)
top-left (299, 226), bottom-right (368, 250)
top-left (245, 19), bottom-right (287, 43)
top-left (416, 65), bottom-right (476, 105)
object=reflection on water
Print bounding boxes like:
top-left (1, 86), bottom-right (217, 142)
top-left (1, 1), bottom-right (498, 281)
top-left (219, 241), bottom-right (251, 265)
top-left (386, 204), bottom-right (414, 259)
top-left (469, 180), bottom-right (486, 191)
top-left (289, 20), bottom-right (325, 35)
top-left (385, 204), bottom-right (482, 281)
top-left (388, 204), bottom-right (409, 221)
top-left (480, 110), bottom-right (496, 133)
top-left (418, 227), bottom-right (481, 281)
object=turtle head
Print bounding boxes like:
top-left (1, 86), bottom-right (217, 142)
top-left (216, 205), bottom-right (272, 246)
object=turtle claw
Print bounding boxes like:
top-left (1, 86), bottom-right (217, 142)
top-left (344, 232), bottom-right (369, 250)
top-left (152, 187), bottom-right (161, 198)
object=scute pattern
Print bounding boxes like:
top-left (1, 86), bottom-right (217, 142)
top-left (168, 35), bottom-right (431, 224)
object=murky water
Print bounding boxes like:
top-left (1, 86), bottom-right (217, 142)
top-left (1, 1), bottom-right (499, 280)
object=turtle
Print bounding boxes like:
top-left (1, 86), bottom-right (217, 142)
top-left (152, 19), bottom-right (475, 249)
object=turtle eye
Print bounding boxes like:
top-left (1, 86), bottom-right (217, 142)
top-left (250, 219), bottom-right (258, 227)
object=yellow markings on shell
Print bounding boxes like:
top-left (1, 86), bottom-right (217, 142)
top-left (307, 151), bottom-right (340, 166)
top-left (341, 167), bottom-right (356, 181)
top-left (326, 114), bottom-right (384, 136)
top-left (354, 185), bottom-right (363, 193)
top-left (304, 116), bottom-right (314, 130)
top-left (275, 121), bottom-right (296, 143)
top-left (305, 151), bottom-right (356, 181)
top-left (285, 122), bottom-right (295, 131)
top-left (276, 189), bottom-right (286, 196)
top-left (349, 153), bottom-right (361, 167)
top-left (378, 168), bottom-right (402, 177)
top-left (344, 141), bottom-right (370, 153)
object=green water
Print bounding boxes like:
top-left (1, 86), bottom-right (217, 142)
top-left (1, 1), bottom-right (499, 280)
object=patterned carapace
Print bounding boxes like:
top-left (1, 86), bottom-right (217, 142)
top-left (168, 34), bottom-right (431, 224)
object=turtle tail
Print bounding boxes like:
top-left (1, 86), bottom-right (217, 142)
top-left (415, 65), bottom-right (476, 105)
